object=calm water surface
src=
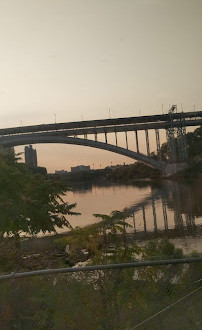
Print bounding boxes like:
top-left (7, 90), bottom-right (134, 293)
top-left (62, 179), bottom-right (202, 240)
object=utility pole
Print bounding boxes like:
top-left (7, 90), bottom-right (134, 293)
top-left (109, 108), bottom-right (111, 119)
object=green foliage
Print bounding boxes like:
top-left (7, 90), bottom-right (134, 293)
top-left (0, 153), bottom-right (79, 237)
top-left (1, 245), bottom-right (200, 330)
top-left (93, 210), bottom-right (133, 251)
top-left (160, 125), bottom-right (202, 162)
top-left (55, 226), bottom-right (101, 257)
top-left (53, 236), bottom-right (70, 251)
top-left (52, 168), bottom-right (110, 183)
top-left (55, 210), bottom-right (137, 265)
top-left (143, 239), bottom-right (184, 260)
top-left (0, 152), bottom-right (80, 272)
top-left (108, 162), bottom-right (160, 180)
top-left (182, 160), bottom-right (202, 177)
top-left (186, 126), bottom-right (202, 158)
top-left (0, 238), bottom-right (18, 272)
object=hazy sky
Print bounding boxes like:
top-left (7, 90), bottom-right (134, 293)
top-left (0, 0), bottom-right (201, 172)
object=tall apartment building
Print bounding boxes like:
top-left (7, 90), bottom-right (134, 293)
top-left (25, 145), bottom-right (37, 167)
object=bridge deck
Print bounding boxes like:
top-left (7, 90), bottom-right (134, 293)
top-left (0, 111), bottom-right (201, 136)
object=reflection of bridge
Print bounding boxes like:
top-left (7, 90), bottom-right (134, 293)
top-left (0, 110), bottom-right (201, 174)
top-left (125, 181), bottom-right (198, 237)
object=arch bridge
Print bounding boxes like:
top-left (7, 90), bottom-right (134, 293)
top-left (0, 110), bottom-right (201, 175)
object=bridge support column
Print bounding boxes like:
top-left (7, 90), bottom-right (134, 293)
top-left (177, 120), bottom-right (188, 162)
top-left (145, 130), bottom-right (150, 156)
top-left (135, 130), bottom-right (139, 153)
top-left (185, 214), bottom-right (195, 232)
top-left (155, 129), bottom-right (161, 161)
top-left (151, 197), bottom-right (157, 233)
top-left (185, 191), bottom-right (195, 233)
top-left (84, 133), bottom-right (87, 139)
top-left (166, 128), bottom-right (177, 163)
top-left (115, 131), bottom-right (118, 146)
top-left (132, 213), bottom-right (136, 233)
top-left (162, 200), bottom-right (168, 231)
top-left (174, 210), bottom-right (184, 231)
top-left (105, 132), bottom-right (108, 144)
top-left (142, 205), bottom-right (147, 235)
top-left (94, 133), bottom-right (97, 141)
top-left (125, 131), bottom-right (128, 149)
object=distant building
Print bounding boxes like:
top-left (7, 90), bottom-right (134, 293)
top-left (55, 170), bottom-right (68, 174)
top-left (71, 165), bottom-right (90, 173)
top-left (25, 145), bottom-right (37, 167)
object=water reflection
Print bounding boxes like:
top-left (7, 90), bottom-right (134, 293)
top-left (126, 179), bottom-right (202, 238)
top-left (64, 178), bottom-right (202, 239)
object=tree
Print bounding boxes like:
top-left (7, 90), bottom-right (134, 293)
top-left (55, 226), bottom-right (102, 259)
top-left (160, 125), bottom-right (202, 161)
top-left (94, 210), bottom-right (133, 252)
top-left (0, 152), bottom-right (79, 237)
top-left (186, 126), bottom-right (202, 159)
top-left (0, 152), bottom-right (79, 271)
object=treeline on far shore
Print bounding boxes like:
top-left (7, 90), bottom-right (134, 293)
top-left (49, 159), bottom-right (202, 184)
top-left (49, 162), bottom-right (161, 184)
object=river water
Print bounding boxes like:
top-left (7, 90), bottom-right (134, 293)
top-left (62, 178), bottom-right (202, 245)
top-left (23, 178), bottom-right (201, 255)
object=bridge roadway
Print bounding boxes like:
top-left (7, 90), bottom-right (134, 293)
top-left (0, 111), bottom-right (201, 136)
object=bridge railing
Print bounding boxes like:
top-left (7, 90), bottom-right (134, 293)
top-left (0, 111), bottom-right (201, 136)
top-left (0, 257), bottom-right (201, 329)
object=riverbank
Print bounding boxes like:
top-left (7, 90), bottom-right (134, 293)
top-left (17, 229), bottom-right (202, 271)
top-left (20, 225), bottom-right (202, 255)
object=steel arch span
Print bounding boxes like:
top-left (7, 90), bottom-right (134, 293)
top-left (0, 134), bottom-right (166, 170)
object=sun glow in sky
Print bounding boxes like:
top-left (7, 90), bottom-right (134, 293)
top-left (0, 0), bottom-right (201, 172)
